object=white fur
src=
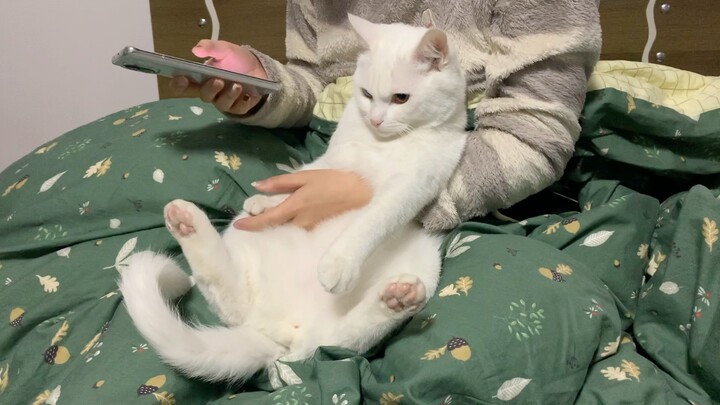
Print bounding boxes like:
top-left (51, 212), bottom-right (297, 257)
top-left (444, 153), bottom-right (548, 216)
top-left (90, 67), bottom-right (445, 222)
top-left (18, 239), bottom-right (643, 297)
top-left (118, 14), bottom-right (467, 382)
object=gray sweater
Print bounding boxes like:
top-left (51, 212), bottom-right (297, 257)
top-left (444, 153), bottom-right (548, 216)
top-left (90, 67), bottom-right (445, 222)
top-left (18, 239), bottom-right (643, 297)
top-left (238, 0), bottom-right (602, 230)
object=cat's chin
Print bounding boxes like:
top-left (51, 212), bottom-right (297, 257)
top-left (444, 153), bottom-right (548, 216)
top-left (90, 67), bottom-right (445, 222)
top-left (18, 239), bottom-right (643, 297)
top-left (370, 126), bottom-right (405, 140)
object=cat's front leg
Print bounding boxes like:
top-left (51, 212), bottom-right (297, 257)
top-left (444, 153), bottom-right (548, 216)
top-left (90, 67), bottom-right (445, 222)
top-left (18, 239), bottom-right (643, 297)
top-left (317, 251), bottom-right (362, 294)
top-left (318, 181), bottom-right (426, 294)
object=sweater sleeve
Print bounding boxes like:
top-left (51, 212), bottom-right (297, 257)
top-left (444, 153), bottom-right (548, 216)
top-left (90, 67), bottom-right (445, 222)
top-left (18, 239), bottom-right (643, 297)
top-left (420, 0), bottom-right (601, 230)
top-left (231, 1), bottom-right (328, 128)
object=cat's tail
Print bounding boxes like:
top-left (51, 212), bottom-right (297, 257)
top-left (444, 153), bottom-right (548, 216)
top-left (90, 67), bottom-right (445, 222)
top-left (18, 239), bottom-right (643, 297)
top-left (118, 251), bottom-right (283, 382)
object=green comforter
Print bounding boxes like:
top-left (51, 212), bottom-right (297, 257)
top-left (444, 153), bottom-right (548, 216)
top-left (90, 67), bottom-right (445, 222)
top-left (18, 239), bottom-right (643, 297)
top-left (0, 61), bottom-right (718, 404)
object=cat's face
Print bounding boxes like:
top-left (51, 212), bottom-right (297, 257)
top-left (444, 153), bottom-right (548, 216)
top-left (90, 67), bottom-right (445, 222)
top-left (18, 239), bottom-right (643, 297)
top-left (348, 14), bottom-right (464, 138)
top-left (353, 55), bottom-right (425, 137)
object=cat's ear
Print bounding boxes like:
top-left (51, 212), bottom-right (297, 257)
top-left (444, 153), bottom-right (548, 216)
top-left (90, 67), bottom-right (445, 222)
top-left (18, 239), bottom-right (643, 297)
top-left (415, 29), bottom-right (448, 71)
top-left (348, 13), bottom-right (377, 48)
top-left (421, 9), bottom-right (437, 28)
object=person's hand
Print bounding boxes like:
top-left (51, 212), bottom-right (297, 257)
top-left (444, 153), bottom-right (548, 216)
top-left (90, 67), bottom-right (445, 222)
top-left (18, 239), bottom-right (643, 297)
top-left (169, 40), bottom-right (268, 115)
top-left (233, 170), bottom-right (373, 231)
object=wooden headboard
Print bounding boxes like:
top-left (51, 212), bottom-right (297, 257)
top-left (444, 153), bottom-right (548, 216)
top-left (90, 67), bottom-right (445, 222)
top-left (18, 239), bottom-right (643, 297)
top-left (149, 0), bottom-right (720, 99)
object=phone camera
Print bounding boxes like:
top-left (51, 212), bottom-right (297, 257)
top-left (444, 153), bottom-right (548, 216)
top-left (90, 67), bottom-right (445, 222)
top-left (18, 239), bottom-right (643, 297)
top-left (126, 65), bottom-right (159, 74)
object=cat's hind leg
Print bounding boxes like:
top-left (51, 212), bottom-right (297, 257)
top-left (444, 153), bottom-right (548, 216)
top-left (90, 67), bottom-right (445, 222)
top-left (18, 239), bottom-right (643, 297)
top-left (327, 273), bottom-right (430, 355)
top-left (164, 200), bottom-right (208, 239)
top-left (164, 199), bottom-right (250, 324)
top-left (380, 274), bottom-right (427, 315)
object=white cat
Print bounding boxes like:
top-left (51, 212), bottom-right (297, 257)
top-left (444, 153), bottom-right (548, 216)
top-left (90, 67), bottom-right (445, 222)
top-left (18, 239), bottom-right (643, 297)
top-left (118, 14), bottom-right (468, 382)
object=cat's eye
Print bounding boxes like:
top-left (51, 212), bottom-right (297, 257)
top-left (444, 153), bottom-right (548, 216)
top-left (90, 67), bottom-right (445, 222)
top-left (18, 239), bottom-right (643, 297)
top-left (361, 88), bottom-right (373, 100)
top-left (391, 93), bottom-right (410, 104)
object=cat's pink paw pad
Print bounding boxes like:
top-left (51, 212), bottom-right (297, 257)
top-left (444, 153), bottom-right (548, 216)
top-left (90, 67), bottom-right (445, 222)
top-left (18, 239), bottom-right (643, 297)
top-left (164, 200), bottom-right (197, 237)
top-left (381, 275), bottom-right (426, 314)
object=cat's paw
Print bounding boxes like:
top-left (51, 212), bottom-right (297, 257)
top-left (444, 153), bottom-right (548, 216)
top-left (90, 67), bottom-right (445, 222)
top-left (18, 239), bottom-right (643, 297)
top-left (242, 194), bottom-right (286, 216)
top-left (317, 254), bottom-right (360, 294)
top-left (164, 199), bottom-right (203, 238)
top-left (380, 274), bottom-right (426, 317)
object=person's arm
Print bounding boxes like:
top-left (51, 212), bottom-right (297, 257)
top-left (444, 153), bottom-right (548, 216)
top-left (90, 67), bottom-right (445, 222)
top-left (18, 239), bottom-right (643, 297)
top-left (235, 1), bottom-right (327, 128)
top-left (170, 2), bottom-right (327, 128)
top-left (420, 0), bottom-right (601, 230)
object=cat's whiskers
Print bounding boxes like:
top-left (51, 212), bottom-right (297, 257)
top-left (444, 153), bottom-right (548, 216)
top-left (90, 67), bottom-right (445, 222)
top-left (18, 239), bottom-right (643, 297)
top-left (399, 124), bottom-right (414, 136)
top-left (380, 121), bottom-right (413, 137)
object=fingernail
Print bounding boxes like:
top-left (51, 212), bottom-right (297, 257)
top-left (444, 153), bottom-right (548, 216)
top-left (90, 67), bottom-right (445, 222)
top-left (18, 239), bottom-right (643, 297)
top-left (251, 181), bottom-right (263, 188)
top-left (233, 219), bottom-right (255, 231)
top-left (231, 83), bottom-right (241, 94)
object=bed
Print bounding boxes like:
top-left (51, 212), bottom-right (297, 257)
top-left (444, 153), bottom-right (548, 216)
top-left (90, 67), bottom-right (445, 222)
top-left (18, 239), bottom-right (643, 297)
top-left (1, 2), bottom-right (719, 404)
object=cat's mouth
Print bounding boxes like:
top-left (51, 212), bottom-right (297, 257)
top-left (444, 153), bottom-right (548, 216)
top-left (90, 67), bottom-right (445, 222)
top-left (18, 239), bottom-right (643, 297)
top-left (366, 120), bottom-right (410, 139)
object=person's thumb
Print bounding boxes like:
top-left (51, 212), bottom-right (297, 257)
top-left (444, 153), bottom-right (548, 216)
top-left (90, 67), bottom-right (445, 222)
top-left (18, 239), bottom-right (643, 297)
top-left (233, 205), bottom-right (294, 231)
top-left (192, 39), bottom-right (235, 61)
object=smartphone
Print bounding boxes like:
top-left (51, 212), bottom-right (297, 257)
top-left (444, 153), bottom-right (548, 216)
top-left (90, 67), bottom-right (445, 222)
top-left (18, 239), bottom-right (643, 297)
top-left (112, 46), bottom-right (281, 95)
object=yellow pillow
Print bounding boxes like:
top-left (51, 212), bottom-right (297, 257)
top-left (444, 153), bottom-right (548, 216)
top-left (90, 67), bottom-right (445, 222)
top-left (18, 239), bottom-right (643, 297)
top-left (312, 76), bottom-right (484, 123)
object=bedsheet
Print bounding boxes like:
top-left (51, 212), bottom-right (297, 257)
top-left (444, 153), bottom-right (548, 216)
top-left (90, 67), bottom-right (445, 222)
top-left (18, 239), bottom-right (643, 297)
top-left (1, 61), bottom-right (718, 404)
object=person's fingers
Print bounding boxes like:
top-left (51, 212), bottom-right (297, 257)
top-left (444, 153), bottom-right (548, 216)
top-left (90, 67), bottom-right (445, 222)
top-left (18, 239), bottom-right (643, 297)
top-left (198, 78), bottom-right (225, 103)
top-left (233, 203), bottom-right (296, 231)
top-left (228, 92), bottom-right (260, 115)
top-left (252, 172), bottom-right (318, 194)
top-left (168, 76), bottom-right (202, 97)
top-left (290, 214), bottom-right (319, 231)
top-left (168, 76), bottom-right (189, 94)
top-left (214, 83), bottom-right (243, 112)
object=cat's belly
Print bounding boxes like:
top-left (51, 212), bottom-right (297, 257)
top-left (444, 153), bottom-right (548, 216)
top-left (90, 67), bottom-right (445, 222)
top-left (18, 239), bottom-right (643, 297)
top-left (223, 223), bottom-right (344, 346)
top-left (243, 257), bottom-right (338, 349)
top-left (222, 214), bottom-right (442, 350)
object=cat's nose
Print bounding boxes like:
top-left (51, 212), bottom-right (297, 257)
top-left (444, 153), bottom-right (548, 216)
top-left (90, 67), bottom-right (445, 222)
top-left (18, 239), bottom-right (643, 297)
top-left (370, 119), bottom-right (384, 127)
